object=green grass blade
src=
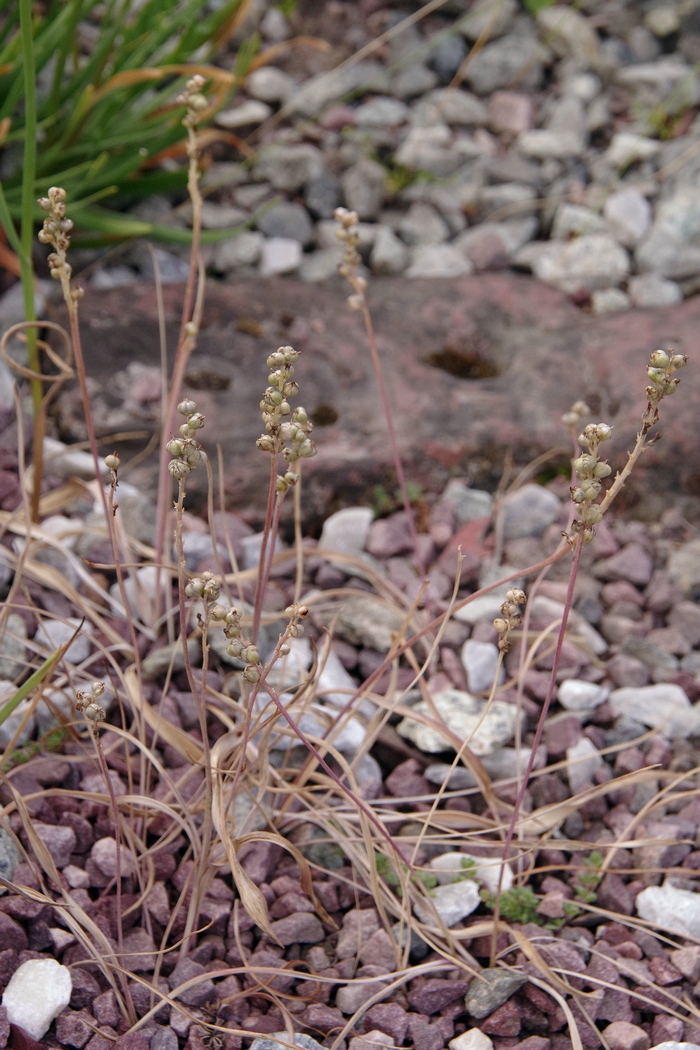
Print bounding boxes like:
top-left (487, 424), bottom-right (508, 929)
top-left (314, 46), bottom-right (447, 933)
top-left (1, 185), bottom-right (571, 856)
top-left (0, 637), bottom-right (72, 737)
top-left (18, 0), bottom-right (40, 430)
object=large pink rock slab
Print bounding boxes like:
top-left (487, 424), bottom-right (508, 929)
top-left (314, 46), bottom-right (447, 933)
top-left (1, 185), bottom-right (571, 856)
top-left (60, 273), bottom-right (700, 518)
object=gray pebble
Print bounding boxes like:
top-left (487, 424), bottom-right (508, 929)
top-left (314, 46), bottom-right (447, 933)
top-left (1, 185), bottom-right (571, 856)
top-left (501, 483), bottom-right (561, 539)
top-left (257, 202), bottom-right (313, 244)
top-left (342, 158), bottom-right (387, 220)
top-left (304, 173), bottom-right (342, 219)
top-left (465, 968), bottom-right (527, 1019)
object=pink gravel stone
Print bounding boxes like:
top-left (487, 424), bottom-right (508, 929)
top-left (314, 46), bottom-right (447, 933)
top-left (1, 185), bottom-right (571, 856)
top-left (602, 1021), bottom-right (650, 1050)
top-left (55, 1009), bottom-right (94, 1049)
top-left (480, 1000), bottom-right (521, 1037)
top-left (536, 891), bottom-right (566, 918)
top-left (488, 92), bottom-right (533, 135)
top-left (320, 105), bottom-right (356, 130)
top-left (650, 1014), bottom-right (684, 1044)
top-left (32, 823), bottom-right (76, 869)
top-left (648, 955), bottom-right (682, 985)
top-left (268, 911), bottom-right (324, 945)
top-left (407, 978), bottom-right (470, 1015)
top-left (593, 543), bottom-right (653, 586)
top-left (0, 913), bottom-right (28, 951)
top-left (364, 1003), bottom-right (410, 1043)
top-left (670, 945), bottom-right (700, 981)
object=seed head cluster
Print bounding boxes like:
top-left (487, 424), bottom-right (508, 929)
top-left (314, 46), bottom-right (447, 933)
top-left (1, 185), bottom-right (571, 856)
top-left (209, 603), bottom-right (262, 684)
top-left (167, 398), bottom-right (205, 480)
top-left (334, 208), bottom-right (368, 310)
top-left (644, 348), bottom-right (688, 430)
top-left (493, 588), bottom-right (527, 653)
top-left (177, 74), bottom-right (208, 129)
top-left (257, 346), bottom-right (316, 493)
top-left (38, 187), bottom-right (83, 302)
top-left (570, 421), bottom-right (613, 540)
top-left (75, 680), bottom-right (106, 723)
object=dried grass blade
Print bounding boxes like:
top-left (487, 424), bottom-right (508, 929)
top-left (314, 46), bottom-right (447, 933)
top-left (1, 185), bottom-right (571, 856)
top-left (124, 666), bottom-right (203, 763)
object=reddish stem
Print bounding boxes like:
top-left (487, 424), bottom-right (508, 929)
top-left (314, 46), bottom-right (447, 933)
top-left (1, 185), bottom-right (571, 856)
top-left (252, 455), bottom-right (279, 644)
top-left (358, 295), bottom-right (420, 562)
top-left (490, 531), bottom-right (584, 964)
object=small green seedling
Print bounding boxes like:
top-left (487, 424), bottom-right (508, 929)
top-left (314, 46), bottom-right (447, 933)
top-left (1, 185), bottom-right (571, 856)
top-left (376, 852), bottom-right (438, 898)
top-left (451, 857), bottom-right (478, 882)
top-left (572, 850), bottom-right (603, 904)
top-left (481, 885), bottom-right (542, 925)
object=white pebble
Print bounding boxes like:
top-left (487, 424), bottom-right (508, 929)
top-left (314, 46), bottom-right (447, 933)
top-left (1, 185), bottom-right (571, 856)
top-left (558, 679), bottom-right (609, 711)
top-left (2, 959), bottom-right (72, 1040)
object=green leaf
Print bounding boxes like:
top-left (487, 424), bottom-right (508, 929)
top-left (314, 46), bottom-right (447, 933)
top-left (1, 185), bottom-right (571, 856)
top-left (0, 637), bottom-right (75, 771)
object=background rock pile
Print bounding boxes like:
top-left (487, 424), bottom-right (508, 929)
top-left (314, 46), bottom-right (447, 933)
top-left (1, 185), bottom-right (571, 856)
top-left (82, 0), bottom-right (700, 315)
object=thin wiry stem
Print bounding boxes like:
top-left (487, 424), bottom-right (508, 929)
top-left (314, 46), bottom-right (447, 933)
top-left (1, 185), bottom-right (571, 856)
top-left (339, 243), bottom-right (420, 562)
top-left (174, 478), bottom-right (215, 956)
top-left (155, 90), bottom-right (206, 617)
top-left (490, 531), bottom-right (583, 965)
top-left (252, 453), bottom-right (279, 645)
top-left (89, 723), bottom-right (136, 1025)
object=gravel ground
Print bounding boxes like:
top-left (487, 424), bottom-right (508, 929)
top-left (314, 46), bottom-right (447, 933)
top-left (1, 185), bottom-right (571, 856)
top-left (2, 2), bottom-right (700, 1049)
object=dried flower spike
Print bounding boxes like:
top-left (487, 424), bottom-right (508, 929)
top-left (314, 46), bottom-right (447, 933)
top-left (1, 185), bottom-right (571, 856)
top-left (257, 345), bottom-right (316, 492)
top-left (177, 74), bottom-right (209, 129)
top-left (38, 187), bottom-right (83, 304)
top-left (167, 398), bottom-right (205, 479)
top-left (643, 347), bottom-right (687, 430)
top-left (567, 421), bottom-right (613, 543)
top-left (75, 680), bottom-right (106, 723)
top-left (494, 588), bottom-right (526, 653)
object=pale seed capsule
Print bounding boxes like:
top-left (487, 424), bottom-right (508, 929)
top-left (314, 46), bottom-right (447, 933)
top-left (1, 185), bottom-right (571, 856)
top-left (188, 93), bottom-right (208, 111)
top-left (104, 453), bottom-right (120, 470)
top-left (242, 645), bottom-right (260, 665)
top-left (177, 399), bottom-right (197, 416)
top-left (582, 504), bottom-right (603, 524)
top-left (649, 349), bottom-right (671, 369)
top-left (581, 480), bottom-right (601, 499)
top-left (574, 454), bottom-right (597, 476)
top-left (168, 460), bottom-right (190, 479)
